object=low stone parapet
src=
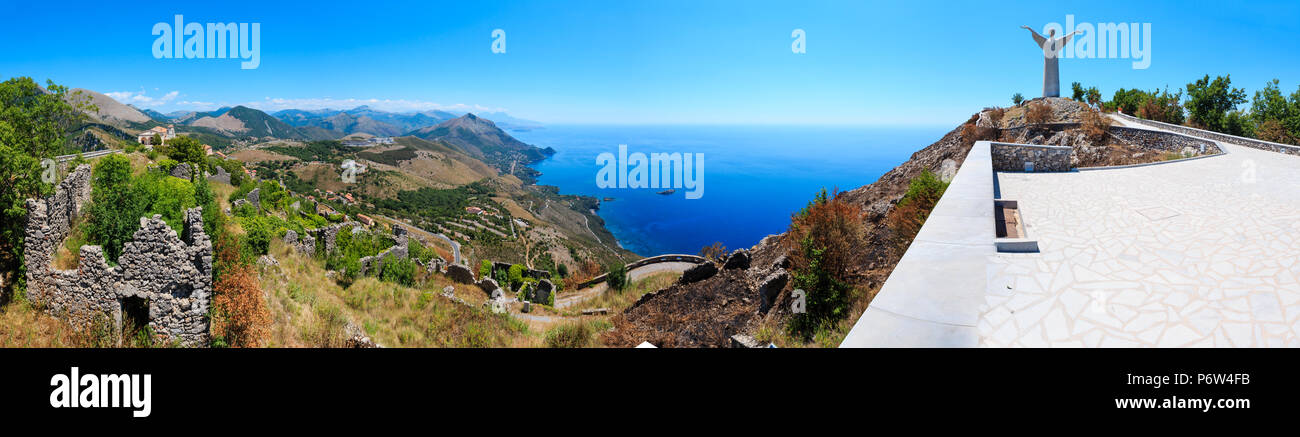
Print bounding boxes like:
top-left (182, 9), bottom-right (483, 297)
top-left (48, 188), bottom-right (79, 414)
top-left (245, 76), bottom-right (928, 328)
top-left (990, 142), bottom-right (1072, 172)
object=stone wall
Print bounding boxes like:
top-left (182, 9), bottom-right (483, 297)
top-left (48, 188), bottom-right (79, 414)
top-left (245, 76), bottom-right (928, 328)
top-left (358, 225), bottom-right (410, 276)
top-left (1107, 126), bottom-right (1221, 155)
top-left (311, 221), bottom-right (361, 255)
top-left (990, 142), bottom-right (1073, 172)
top-left (487, 260), bottom-right (551, 284)
top-left (207, 165), bottom-right (231, 185)
top-left (170, 162), bottom-right (192, 179)
top-left (1114, 112), bottom-right (1300, 156)
top-left (24, 165), bottom-right (213, 346)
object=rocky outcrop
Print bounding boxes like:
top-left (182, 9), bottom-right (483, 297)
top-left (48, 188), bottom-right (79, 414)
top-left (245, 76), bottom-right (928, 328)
top-left (757, 269), bottom-right (790, 314)
top-left (678, 262), bottom-right (718, 285)
top-left (345, 322), bottom-right (380, 348)
top-left (24, 164), bottom-right (212, 347)
top-left (730, 334), bottom-right (762, 348)
top-left (722, 249), bottom-right (751, 270)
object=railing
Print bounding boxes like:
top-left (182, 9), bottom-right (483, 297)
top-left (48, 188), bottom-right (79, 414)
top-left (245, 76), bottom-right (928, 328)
top-left (54, 149), bottom-right (119, 162)
top-left (577, 254), bottom-right (707, 289)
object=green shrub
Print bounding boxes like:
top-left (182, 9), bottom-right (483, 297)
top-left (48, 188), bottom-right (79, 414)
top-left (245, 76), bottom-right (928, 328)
top-left (479, 259), bottom-right (493, 280)
top-left (163, 136), bottom-right (205, 167)
top-left (156, 158), bottom-right (178, 174)
top-left (240, 216), bottom-right (272, 257)
top-left (606, 262), bottom-right (628, 291)
top-left (784, 187), bottom-right (869, 339)
top-left (507, 264), bottom-right (525, 290)
top-left (379, 255), bottom-right (416, 286)
top-left (135, 172), bottom-right (196, 232)
top-left (85, 154), bottom-right (142, 263)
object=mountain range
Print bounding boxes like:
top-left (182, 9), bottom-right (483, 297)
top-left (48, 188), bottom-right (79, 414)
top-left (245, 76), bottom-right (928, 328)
top-left (68, 87), bottom-right (542, 143)
top-left (65, 87), bottom-right (553, 180)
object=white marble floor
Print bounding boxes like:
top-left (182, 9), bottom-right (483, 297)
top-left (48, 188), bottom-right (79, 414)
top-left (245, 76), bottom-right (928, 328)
top-left (982, 139), bottom-right (1300, 347)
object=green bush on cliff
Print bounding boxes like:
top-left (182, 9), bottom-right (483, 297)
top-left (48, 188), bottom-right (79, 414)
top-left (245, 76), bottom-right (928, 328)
top-left (606, 262), bottom-right (628, 292)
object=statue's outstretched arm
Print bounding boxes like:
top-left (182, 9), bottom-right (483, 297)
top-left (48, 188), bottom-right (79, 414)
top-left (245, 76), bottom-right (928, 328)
top-left (1061, 29), bottom-right (1083, 45)
top-left (1021, 25), bottom-right (1046, 46)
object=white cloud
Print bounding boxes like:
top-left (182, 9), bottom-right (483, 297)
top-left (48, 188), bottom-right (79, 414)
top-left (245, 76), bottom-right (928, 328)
top-left (238, 97), bottom-right (504, 114)
top-left (105, 90), bottom-right (508, 115)
top-left (105, 89), bottom-right (180, 107)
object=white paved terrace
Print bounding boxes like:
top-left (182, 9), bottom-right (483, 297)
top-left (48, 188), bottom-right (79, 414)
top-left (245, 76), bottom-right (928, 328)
top-left (843, 122), bottom-right (1300, 347)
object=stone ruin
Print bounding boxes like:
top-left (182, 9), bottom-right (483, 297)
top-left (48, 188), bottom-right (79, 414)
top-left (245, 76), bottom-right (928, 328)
top-left (169, 162), bottom-right (192, 180)
top-left (357, 225), bottom-right (410, 276)
top-left (24, 165), bottom-right (213, 347)
top-left (283, 220), bottom-right (361, 257)
top-left (487, 260), bottom-right (551, 282)
top-left (445, 263), bottom-right (476, 284)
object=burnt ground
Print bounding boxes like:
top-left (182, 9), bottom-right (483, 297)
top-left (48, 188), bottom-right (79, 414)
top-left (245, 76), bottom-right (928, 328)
top-left (602, 268), bottom-right (762, 348)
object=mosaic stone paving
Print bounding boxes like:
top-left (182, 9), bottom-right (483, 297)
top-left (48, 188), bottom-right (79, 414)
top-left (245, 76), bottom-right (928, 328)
top-left (982, 127), bottom-right (1300, 347)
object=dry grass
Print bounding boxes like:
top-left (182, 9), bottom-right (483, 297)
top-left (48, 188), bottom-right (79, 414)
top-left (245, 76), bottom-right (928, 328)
top-left (229, 149), bottom-right (298, 163)
top-left (51, 216), bottom-right (89, 270)
top-left (0, 300), bottom-right (173, 348)
top-left (543, 319), bottom-right (613, 348)
top-left (260, 241), bottom-right (534, 347)
top-left (1025, 101), bottom-right (1054, 125)
top-left (569, 271), bottom-right (679, 314)
top-left (0, 302), bottom-right (87, 347)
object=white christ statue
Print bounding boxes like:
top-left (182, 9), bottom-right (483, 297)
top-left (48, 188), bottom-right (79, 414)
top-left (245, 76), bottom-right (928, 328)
top-left (1021, 26), bottom-right (1081, 98)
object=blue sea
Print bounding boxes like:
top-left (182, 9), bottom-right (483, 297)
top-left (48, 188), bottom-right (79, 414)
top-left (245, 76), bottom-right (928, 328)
top-left (512, 125), bottom-right (950, 257)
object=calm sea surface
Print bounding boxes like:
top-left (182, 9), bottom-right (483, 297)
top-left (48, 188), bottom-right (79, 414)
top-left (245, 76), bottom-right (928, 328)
top-left (513, 125), bottom-right (950, 256)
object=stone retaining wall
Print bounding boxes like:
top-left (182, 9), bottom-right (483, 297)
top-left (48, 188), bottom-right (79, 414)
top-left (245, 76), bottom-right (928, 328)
top-left (990, 142), bottom-right (1072, 172)
top-left (1114, 112), bottom-right (1300, 156)
top-left (1107, 126), bottom-right (1221, 155)
top-left (24, 165), bottom-right (213, 346)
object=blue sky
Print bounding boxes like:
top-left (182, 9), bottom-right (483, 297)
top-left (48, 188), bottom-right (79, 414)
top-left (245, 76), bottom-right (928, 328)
top-left (2, 0), bottom-right (1295, 125)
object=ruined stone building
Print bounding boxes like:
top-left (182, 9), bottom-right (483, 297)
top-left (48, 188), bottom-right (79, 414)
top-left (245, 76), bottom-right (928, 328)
top-left (24, 165), bottom-right (213, 346)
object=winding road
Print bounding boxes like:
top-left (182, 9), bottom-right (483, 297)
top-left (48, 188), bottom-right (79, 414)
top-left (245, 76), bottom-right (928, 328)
top-left (555, 258), bottom-right (704, 309)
